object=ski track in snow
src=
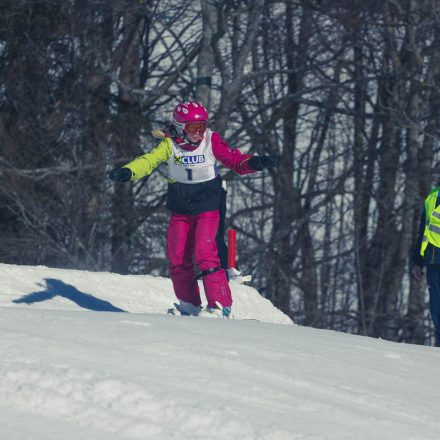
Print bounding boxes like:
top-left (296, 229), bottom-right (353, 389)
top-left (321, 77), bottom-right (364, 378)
top-left (1, 362), bottom-right (258, 439)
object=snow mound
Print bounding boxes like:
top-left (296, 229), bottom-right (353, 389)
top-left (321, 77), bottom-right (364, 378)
top-left (1, 263), bottom-right (440, 440)
top-left (0, 263), bottom-right (292, 324)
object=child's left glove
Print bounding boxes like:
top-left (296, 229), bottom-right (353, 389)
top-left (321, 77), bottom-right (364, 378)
top-left (109, 167), bottom-right (132, 182)
top-left (248, 155), bottom-right (279, 171)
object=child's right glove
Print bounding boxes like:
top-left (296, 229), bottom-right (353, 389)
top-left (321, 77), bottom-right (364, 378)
top-left (109, 167), bottom-right (132, 182)
top-left (248, 155), bottom-right (279, 171)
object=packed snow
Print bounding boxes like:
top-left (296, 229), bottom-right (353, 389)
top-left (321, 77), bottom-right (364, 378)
top-left (0, 262), bottom-right (439, 440)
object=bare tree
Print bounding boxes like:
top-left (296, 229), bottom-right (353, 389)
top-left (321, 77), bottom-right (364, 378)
top-left (2, 0), bottom-right (440, 345)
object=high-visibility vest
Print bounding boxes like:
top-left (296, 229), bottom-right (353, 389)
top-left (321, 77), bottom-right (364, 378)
top-left (420, 186), bottom-right (440, 256)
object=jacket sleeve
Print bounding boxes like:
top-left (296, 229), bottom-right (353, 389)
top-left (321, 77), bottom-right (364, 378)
top-left (411, 207), bottom-right (426, 267)
top-left (123, 138), bottom-right (172, 180)
top-left (211, 131), bottom-right (256, 175)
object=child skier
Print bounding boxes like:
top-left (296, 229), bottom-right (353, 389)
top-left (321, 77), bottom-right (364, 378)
top-left (109, 101), bottom-right (277, 318)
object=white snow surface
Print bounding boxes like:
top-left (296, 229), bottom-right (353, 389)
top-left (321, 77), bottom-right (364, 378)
top-left (0, 263), bottom-right (439, 440)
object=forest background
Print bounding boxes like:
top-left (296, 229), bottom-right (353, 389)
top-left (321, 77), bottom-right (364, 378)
top-left (1, 0), bottom-right (439, 345)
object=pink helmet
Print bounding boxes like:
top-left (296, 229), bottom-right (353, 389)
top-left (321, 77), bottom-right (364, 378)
top-left (171, 101), bottom-right (208, 138)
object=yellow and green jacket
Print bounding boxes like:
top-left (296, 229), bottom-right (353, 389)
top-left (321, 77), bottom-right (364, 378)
top-left (122, 131), bottom-right (255, 215)
top-left (413, 186), bottom-right (440, 266)
top-left (123, 137), bottom-right (172, 181)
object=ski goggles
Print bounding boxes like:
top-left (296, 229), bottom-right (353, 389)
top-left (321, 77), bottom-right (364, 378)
top-left (184, 121), bottom-right (208, 134)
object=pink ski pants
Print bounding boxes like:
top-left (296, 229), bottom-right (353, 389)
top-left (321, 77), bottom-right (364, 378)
top-left (167, 210), bottom-right (232, 308)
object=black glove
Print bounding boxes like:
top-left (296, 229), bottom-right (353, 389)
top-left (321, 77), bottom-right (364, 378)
top-left (109, 167), bottom-right (132, 182)
top-left (248, 155), bottom-right (279, 171)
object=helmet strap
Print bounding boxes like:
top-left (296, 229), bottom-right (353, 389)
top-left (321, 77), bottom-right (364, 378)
top-left (168, 122), bottom-right (180, 137)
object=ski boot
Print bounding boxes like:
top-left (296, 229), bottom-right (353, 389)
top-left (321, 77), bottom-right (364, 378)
top-left (199, 302), bottom-right (233, 319)
top-left (167, 300), bottom-right (201, 316)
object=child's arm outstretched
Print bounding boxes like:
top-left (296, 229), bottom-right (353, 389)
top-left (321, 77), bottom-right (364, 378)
top-left (211, 131), bottom-right (278, 174)
top-left (109, 138), bottom-right (172, 182)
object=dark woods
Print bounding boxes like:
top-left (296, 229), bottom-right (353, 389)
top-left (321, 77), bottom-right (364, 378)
top-left (1, 0), bottom-right (439, 344)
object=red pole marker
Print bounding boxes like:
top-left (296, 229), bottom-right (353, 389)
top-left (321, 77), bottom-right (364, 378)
top-left (228, 229), bottom-right (236, 269)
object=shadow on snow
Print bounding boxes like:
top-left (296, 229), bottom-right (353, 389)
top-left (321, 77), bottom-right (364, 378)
top-left (13, 278), bottom-right (126, 312)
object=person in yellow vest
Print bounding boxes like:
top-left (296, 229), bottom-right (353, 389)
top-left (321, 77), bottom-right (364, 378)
top-left (411, 185), bottom-right (440, 346)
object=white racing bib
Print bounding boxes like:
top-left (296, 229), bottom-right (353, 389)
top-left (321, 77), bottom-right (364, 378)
top-left (168, 129), bottom-right (218, 183)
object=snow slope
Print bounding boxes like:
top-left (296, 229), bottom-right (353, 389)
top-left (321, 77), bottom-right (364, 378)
top-left (1, 262), bottom-right (439, 440)
top-left (0, 263), bottom-right (291, 324)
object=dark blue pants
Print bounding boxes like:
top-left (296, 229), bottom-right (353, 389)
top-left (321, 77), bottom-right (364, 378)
top-left (426, 265), bottom-right (440, 346)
